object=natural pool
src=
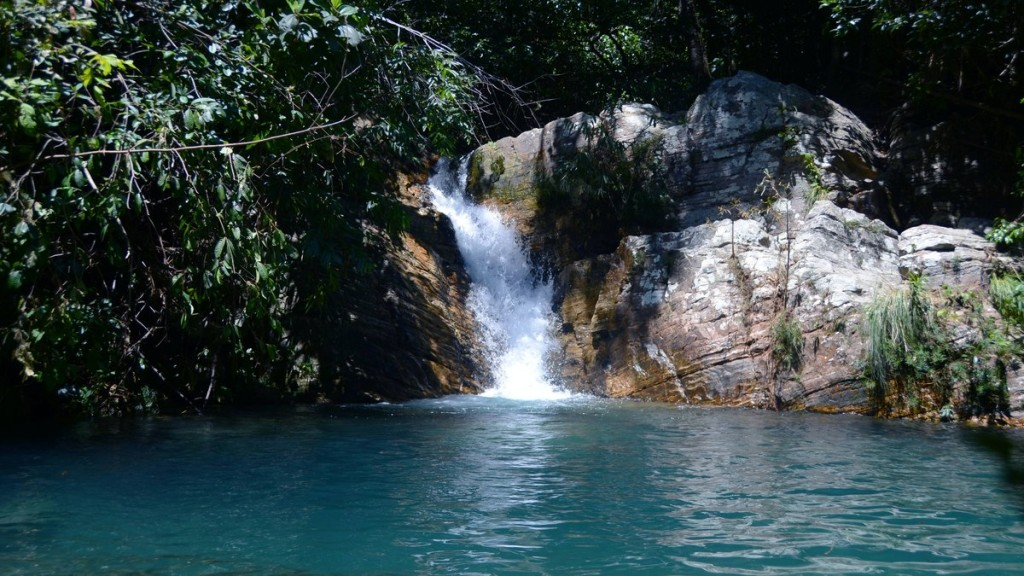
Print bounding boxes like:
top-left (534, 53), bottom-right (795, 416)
top-left (3, 397), bottom-right (1024, 575)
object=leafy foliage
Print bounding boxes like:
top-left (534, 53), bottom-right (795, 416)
top-left (771, 314), bottom-right (804, 373)
top-left (391, 0), bottom-right (834, 125)
top-left (864, 274), bottom-right (942, 397)
top-left (986, 147), bottom-right (1024, 250)
top-left (990, 272), bottom-right (1024, 330)
top-left (822, 0), bottom-right (1023, 226)
top-left (536, 114), bottom-right (673, 245)
top-left (753, 168), bottom-right (805, 409)
top-left (987, 219), bottom-right (1024, 250)
top-left (819, 0), bottom-right (1021, 114)
top-left (800, 153), bottom-right (828, 207)
top-left (863, 275), bottom-right (1013, 418)
top-left (0, 0), bottom-right (479, 417)
top-left (943, 287), bottom-right (1016, 417)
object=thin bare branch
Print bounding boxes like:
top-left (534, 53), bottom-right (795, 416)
top-left (42, 116), bottom-right (357, 161)
top-left (372, 13), bottom-right (540, 138)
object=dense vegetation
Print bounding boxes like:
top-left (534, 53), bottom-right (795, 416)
top-left (2, 0), bottom-right (1022, 421)
top-left (394, 1), bottom-right (1020, 129)
top-left (861, 274), bottom-right (1021, 419)
top-left (0, 0), bottom-right (487, 420)
top-left (397, 0), bottom-right (1024, 257)
top-left (535, 115), bottom-right (673, 254)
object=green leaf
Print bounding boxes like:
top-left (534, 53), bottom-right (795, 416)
top-left (17, 102), bottom-right (36, 133)
top-left (92, 54), bottom-right (113, 75)
top-left (184, 109), bottom-right (200, 130)
top-left (7, 269), bottom-right (22, 289)
top-left (278, 13), bottom-right (299, 34)
top-left (338, 24), bottom-right (364, 47)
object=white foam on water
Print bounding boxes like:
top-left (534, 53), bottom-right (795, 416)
top-left (427, 158), bottom-right (571, 401)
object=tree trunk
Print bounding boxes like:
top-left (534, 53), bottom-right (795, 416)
top-left (679, 0), bottom-right (711, 87)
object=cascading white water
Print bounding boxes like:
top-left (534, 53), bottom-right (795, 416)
top-left (427, 158), bottom-right (570, 400)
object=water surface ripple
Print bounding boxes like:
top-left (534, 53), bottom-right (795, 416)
top-left (3, 398), bottom-right (1024, 575)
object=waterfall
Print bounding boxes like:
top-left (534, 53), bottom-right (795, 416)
top-left (427, 158), bottom-right (570, 400)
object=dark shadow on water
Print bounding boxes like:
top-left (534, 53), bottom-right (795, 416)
top-left (964, 427), bottom-right (1024, 515)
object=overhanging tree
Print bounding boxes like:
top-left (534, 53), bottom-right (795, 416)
top-left (0, 0), bottom-right (495, 417)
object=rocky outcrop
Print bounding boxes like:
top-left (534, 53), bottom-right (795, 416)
top-left (297, 177), bottom-right (487, 402)
top-left (553, 202), bottom-right (904, 410)
top-left (465, 71), bottom-right (1023, 417)
top-left (552, 201), bottom-right (1016, 411)
top-left (899, 225), bottom-right (1002, 290)
top-left (469, 71), bottom-right (889, 233)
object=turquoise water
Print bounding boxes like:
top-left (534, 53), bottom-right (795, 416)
top-left (3, 397), bottom-right (1024, 575)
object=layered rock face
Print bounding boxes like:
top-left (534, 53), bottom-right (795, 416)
top-left (465, 72), bottom-right (1021, 415)
top-left (297, 177), bottom-right (487, 402)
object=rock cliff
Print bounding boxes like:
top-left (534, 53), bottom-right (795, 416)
top-left (296, 176), bottom-right (488, 402)
top-left (462, 72), bottom-right (1023, 417)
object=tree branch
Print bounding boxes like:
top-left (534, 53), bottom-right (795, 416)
top-left (42, 116), bottom-right (356, 161)
top-left (372, 13), bottom-right (539, 137)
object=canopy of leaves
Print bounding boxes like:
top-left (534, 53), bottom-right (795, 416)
top-left (392, 0), bottom-right (835, 127)
top-left (821, 0), bottom-right (1023, 226)
top-left (0, 0), bottom-right (479, 419)
top-left (396, 0), bottom-right (1021, 190)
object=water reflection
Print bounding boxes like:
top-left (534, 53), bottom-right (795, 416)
top-left (964, 427), bottom-right (1024, 511)
top-left (645, 411), bottom-right (1024, 574)
top-left (397, 399), bottom-right (573, 572)
top-left (4, 401), bottom-right (1024, 575)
